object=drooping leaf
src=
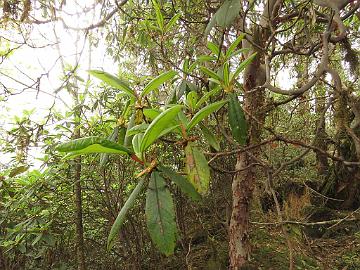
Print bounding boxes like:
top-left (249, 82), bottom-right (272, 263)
top-left (215, 0), bottom-right (241, 28)
top-left (56, 136), bottom-right (132, 158)
top-left (187, 100), bottom-right (228, 131)
top-left (158, 165), bottom-right (201, 201)
top-left (205, 0), bottom-right (241, 34)
top-left (100, 127), bottom-right (119, 167)
top-left (199, 123), bottom-right (220, 151)
top-left (228, 93), bottom-right (248, 145)
top-left (152, 0), bottom-right (164, 31)
top-left (146, 171), bottom-right (177, 256)
top-left (141, 70), bottom-right (178, 98)
top-left (88, 70), bottom-right (135, 98)
top-left (185, 143), bottom-right (210, 194)
top-left (140, 105), bottom-right (183, 152)
top-left (107, 178), bottom-right (145, 250)
top-left (205, 15), bottom-right (216, 35)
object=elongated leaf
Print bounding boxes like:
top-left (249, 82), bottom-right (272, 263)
top-left (215, 0), bottom-right (241, 28)
top-left (186, 91), bottom-right (198, 109)
top-left (166, 13), bottom-right (181, 31)
top-left (126, 123), bottom-right (149, 137)
top-left (200, 67), bottom-right (222, 82)
top-left (143, 108), bottom-right (161, 121)
top-left (185, 143), bottom-right (210, 195)
top-left (88, 70), bottom-right (135, 98)
top-left (158, 165), bottom-right (201, 201)
top-left (132, 133), bottom-right (144, 160)
top-left (118, 126), bottom-right (126, 145)
top-left (195, 86), bottom-right (221, 109)
top-left (196, 55), bottom-right (217, 62)
top-left (140, 105), bottom-right (183, 152)
top-left (230, 52), bottom-right (257, 82)
top-left (146, 171), bottom-right (177, 256)
top-left (9, 166), bottom-right (29, 178)
top-left (225, 34), bottom-right (245, 58)
top-left (223, 62), bottom-right (230, 87)
top-left (205, 15), bottom-right (216, 35)
top-left (152, 0), bottom-right (164, 31)
top-left (124, 112), bottom-right (136, 147)
top-left (107, 178), bottom-right (145, 250)
top-left (141, 70), bottom-right (177, 98)
top-left (199, 123), bottom-right (220, 151)
top-left (207, 41), bottom-right (220, 56)
top-left (228, 93), bottom-right (248, 145)
top-left (205, 0), bottom-right (241, 34)
top-left (100, 126), bottom-right (119, 167)
top-left (56, 137), bottom-right (133, 158)
top-left (187, 100), bottom-right (227, 130)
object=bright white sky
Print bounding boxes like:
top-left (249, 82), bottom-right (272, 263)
top-left (0, 1), bottom-right (118, 168)
top-left (0, 1), bottom-right (296, 169)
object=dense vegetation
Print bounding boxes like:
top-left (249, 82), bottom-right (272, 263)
top-left (0, 0), bottom-right (359, 269)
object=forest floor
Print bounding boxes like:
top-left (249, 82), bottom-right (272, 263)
top-left (250, 215), bottom-right (360, 270)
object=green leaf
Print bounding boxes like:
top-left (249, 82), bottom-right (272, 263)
top-left (126, 123), bottom-right (149, 137)
top-left (205, 0), bottom-right (241, 34)
top-left (230, 52), bottom-right (257, 82)
top-left (107, 178), bottom-right (145, 250)
top-left (196, 55), bottom-right (217, 62)
top-left (141, 70), bottom-right (177, 98)
top-left (187, 100), bottom-right (227, 130)
top-left (185, 143), bottom-right (210, 195)
top-left (185, 91), bottom-right (198, 109)
top-left (158, 165), bottom-right (201, 201)
top-left (223, 62), bottom-right (230, 87)
top-left (88, 70), bottom-right (135, 98)
top-left (225, 34), bottom-right (245, 58)
top-left (199, 123), bottom-right (220, 151)
top-left (195, 86), bottom-right (221, 109)
top-left (152, 0), bottom-right (164, 31)
top-left (143, 108), bottom-right (161, 121)
top-left (100, 127), bottom-right (119, 167)
top-left (205, 15), bottom-right (216, 35)
top-left (207, 41), bottom-right (220, 56)
top-left (146, 171), bottom-right (177, 256)
top-left (166, 13), bottom-right (181, 31)
top-left (132, 133), bottom-right (144, 159)
top-left (140, 105), bottom-right (183, 152)
top-left (215, 0), bottom-right (241, 28)
top-left (9, 166), bottom-right (29, 178)
top-left (124, 112), bottom-right (136, 147)
top-left (200, 67), bottom-right (222, 82)
top-left (228, 93), bottom-right (248, 145)
top-left (56, 137), bottom-right (133, 158)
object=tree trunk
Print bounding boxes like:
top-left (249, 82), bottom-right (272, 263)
top-left (229, 54), bottom-right (266, 268)
top-left (314, 87), bottom-right (329, 176)
top-left (229, 1), bottom-right (280, 267)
